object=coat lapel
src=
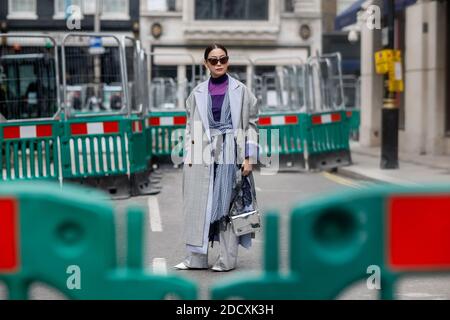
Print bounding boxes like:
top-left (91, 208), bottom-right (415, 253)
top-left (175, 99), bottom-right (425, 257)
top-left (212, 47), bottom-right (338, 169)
top-left (228, 76), bottom-right (243, 133)
top-left (194, 80), bottom-right (210, 141)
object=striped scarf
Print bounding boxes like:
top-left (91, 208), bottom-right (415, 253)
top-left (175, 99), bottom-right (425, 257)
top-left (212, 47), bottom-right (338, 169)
top-left (207, 92), bottom-right (236, 224)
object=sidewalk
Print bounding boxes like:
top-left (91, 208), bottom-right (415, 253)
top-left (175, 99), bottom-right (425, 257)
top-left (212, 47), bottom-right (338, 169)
top-left (338, 142), bottom-right (450, 185)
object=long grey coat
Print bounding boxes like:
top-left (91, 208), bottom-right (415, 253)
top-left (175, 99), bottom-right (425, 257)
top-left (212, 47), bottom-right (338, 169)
top-left (182, 75), bottom-right (259, 248)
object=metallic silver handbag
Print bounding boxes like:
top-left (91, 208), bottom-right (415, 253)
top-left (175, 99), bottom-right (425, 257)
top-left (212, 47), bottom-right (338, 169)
top-left (229, 170), bottom-right (261, 237)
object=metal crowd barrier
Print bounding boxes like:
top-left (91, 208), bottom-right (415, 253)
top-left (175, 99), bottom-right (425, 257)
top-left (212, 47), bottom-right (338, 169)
top-left (302, 53), bottom-right (352, 170)
top-left (0, 33), bottom-right (162, 198)
top-left (0, 34), bottom-right (62, 182)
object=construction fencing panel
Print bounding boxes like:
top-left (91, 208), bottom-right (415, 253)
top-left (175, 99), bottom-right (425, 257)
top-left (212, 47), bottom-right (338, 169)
top-left (60, 117), bottom-right (129, 179)
top-left (0, 181), bottom-right (197, 299)
top-left (147, 52), bottom-right (197, 161)
top-left (62, 34), bottom-right (128, 117)
top-left (342, 75), bottom-right (361, 139)
top-left (302, 53), bottom-right (352, 170)
top-left (211, 185), bottom-right (450, 300)
top-left (0, 34), bottom-right (60, 121)
top-left (0, 121), bottom-right (61, 181)
top-left (253, 57), bottom-right (307, 169)
top-left (0, 34), bottom-right (62, 182)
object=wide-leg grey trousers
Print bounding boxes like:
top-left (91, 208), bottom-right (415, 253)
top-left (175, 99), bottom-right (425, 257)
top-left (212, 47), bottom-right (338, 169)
top-left (183, 221), bottom-right (239, 270)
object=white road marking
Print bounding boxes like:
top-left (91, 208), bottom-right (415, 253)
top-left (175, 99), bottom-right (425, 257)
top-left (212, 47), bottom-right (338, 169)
top-left (147, 196), bottom-right (163, 232)
top-left (152, 258), bottom-right (167, 275)
top-left (255, 186), bottom-right (262, 192)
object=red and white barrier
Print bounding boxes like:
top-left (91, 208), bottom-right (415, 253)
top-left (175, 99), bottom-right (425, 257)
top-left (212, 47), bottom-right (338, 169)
top-left (147, 116), bottom-right (186, 127)
top-left (70, 121), bottom-right (119, 136)
top-left (257, 115), bottom-right (299, 126)
top-left (311, 113), bottom-right (342, 125)
top-left (2, 124), bottom-right (53, 140)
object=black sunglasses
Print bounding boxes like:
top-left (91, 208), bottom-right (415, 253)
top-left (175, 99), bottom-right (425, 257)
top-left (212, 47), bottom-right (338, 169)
top-left (207, 56), bottom-right (229, 66)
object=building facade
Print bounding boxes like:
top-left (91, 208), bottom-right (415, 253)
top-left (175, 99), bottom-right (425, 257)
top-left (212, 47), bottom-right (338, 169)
top-left (140, 0), bottom-right (331, 103)
top-left (358, 0), bottom-right (449, 156)
top-left (0, 0), bottom-right (140, 39)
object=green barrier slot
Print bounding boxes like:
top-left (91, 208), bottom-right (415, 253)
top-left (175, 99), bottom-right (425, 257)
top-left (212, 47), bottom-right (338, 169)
top-left (98, 137), bottom-right (105, 175)
top-left (113, 136), bottom-right (120, 172)
top-left (120, 135), bottom-right (127, 172)
top-left (73, 138), bottom-right (80, 176)
top-left (5, 142), bottom-right (11, 180)
top-left (29, 141), bottom-right (35, 178)
top-left (81, 138), bottom-right (88, 175)
top-left (13, 143), bottom-right (19, 179)
top-left (89, 137), bottom-right (97, 175)
top-left (37, 141), bottom-right (43, 177)
top-left (21, 142), bottom-right (27, 179)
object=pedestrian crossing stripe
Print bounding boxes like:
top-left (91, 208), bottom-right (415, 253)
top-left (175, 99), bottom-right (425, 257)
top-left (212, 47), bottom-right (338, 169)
top-left (70, 122), bottom-right (120, 136)
top-left (0, 198), bottom-right (20, 273)
top-left (387, 195), bottom-right (450, 271)
top-left (147, 116), bottom-right (187, 127)
top-left (257, 115), bottom-right (298, 126)
top-left (3, 124), bottom-right (53, 140)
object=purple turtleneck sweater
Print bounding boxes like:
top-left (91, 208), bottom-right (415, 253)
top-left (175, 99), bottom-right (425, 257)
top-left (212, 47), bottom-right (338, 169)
top-left (208, 73), bottom-right (229, 122)
top-left (207, 74), bottom-right (252, 159)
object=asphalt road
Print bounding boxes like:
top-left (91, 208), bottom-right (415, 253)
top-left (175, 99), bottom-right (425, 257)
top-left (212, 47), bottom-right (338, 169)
top-left (2, 166), bottom-right (450, 300)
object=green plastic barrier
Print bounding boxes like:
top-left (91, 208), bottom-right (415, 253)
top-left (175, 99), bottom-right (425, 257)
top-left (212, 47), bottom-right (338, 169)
top-left (301, 110), bottom-right (352, 170)
top-left (346, 109), bottom-right (360, 138)
top-left (60, 116), bottom-right (129, 179)
top-left (146, 111), bottom-right (186, 158)
top-left (0, 121), bottom-right (61, 181)
top-left (128, 116), bottom-right (148, 174)
top-left (212, 184), bottom-right (450, 300)
top-left (0, 181), bottom-right (197, 299)
top-left (257, 112), bottom-right (304, 157)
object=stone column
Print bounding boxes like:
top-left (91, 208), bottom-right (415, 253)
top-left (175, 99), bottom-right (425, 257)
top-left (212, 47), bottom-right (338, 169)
top-left (177, 64), bottom-right (186, 108)
top-left (424, 0), bottom-right (447, 155)
top-left (359, 0), bottom-right (383, 147)
top-left (402, 0), bottom-right (447, 155)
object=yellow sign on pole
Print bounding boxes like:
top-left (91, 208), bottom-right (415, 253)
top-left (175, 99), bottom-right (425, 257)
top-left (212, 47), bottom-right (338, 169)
top-left (374, 49), bottom-right (404, 92)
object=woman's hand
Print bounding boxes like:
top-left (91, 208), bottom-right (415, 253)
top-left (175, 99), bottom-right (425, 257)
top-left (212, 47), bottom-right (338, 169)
top-left (242, 158), bottom-right (253, 176)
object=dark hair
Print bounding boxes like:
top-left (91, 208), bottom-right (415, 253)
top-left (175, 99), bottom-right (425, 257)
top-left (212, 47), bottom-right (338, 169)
top-left (204, 43), bottom-right (228, 60)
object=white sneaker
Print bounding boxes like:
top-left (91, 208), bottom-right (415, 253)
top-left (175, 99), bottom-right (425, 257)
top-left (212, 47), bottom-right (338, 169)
top-left (211, 265), bottom-right (234, 272)
top-left (173, 262), bottom-right (190, 270)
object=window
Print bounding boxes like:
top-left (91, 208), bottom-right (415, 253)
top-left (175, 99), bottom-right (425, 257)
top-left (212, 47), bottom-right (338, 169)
top-left (195, 0), bottom-right (269, 20)
top-left (284, 0), bottom-right (294, 13)
top-left (101, 0), bottom-right (129, 19)
top-left (102, 0), bottom-right (128, 14)
top-left (54, 0), bottom-right (84, 19)
top-left (147, 0), bottom-right (177, 11)
top-left (8, 0), bottom-right (37, 19)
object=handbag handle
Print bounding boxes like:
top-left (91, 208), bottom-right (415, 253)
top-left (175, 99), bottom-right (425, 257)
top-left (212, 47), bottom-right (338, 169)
top-left (231, 168), bottom-right (258, 211)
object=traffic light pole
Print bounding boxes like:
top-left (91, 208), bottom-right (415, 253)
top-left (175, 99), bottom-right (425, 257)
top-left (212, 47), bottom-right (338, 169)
top-left (380, 0), bottom-right (399, 169)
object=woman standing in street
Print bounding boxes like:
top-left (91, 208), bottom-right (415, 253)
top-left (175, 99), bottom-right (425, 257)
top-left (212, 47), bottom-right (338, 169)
top-left (174, 44), bottom-right (259, 272)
